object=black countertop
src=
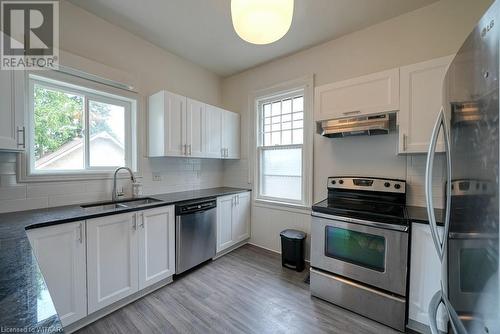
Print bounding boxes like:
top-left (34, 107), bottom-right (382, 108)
top-left (0, 187), bottom-right (249, 332)
top-left (406, 206), bottom-right (445, 226)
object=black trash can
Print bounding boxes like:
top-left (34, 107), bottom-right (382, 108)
top-left (280, 229), bottom-right (306, 272)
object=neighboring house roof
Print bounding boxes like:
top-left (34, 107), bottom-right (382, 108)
top-left (35, 131), bottom-right (124, 169)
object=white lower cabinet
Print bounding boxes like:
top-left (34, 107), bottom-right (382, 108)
top-left (27, 221), bottom-right (87, 327)
top-left (87, 212), bottom-right (139, 313)
top-left (87, 206), bottom-right (175, 313)
top-left (217, 192), bottom-right (251, 253)
top-left (232, 192), bottom-right (250, 243)
top-left (409, 223), bottom-right (447, 332)
top-left (138, 206), bottom-right (175, 289)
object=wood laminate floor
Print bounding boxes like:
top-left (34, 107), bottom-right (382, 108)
top-left (76, 244), bottom-right (399, 334)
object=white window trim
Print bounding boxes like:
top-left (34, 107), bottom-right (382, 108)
top-left (18, 71), bottom-right (139, 183)
top-left (250, 75), bottom-right (314, 209)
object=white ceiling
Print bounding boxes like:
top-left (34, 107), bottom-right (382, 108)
top-left (67, 0), bottom-right (439, 77)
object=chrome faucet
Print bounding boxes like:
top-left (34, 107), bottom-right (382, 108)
top-left (112, 167), bottom-right (136, 202)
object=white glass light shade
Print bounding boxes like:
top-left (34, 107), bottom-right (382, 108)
top-left (231, 0), bottom-right (294, 45)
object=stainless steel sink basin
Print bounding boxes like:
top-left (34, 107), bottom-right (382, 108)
top-left (118, 198), bottom-right (162, 208)
top-left (81, 198), bottom-right (162, 213)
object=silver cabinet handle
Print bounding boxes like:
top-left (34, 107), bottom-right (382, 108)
top-left (342, 110), bottom-right (361, 116)
top-left (140, 213), bottom-right (145, 228)
top-left (425, 107), bottom-right (451, 261)
top-left (132, 214), bottom-right (137, 230)
top-left (403, 134), bottom-right (407, 151)
top-left (225, 148), bottom-right (228, 157)
top-left (16, 126), bottom-right (25, 149)
top-left (188, 144), bottom-right (192, 156)
top-left (221, 148), bottom-right (225, 158)
top-left (77, 222), bottom-right (83, 243)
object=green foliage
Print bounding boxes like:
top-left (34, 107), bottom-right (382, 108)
top-left (33, 85), bottom-right (113, 160)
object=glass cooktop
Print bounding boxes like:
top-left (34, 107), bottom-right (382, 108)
top-left (312, 198), bottom-right (409, 226)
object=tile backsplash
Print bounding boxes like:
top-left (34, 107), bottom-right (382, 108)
top-left (0, 152), bottom-right (224, 214)
top-left (0, 150), bottom-right (444, 214)
top-left (406, 154), bottom-right (445, 209)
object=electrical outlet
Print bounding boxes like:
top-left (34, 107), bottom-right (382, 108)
top-left (152, 174), bottom-right (162, 182)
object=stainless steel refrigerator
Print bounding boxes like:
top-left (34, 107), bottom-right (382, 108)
top-left (425, 1), bottom-right (499, 333)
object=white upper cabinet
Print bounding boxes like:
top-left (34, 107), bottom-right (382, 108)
top-left (148, 90), bottom-right (186, 157)
top-left (148, 90), bottom-right (240, 159)
top-left (138, 206), bottom-right (175, 289)
top-left (186, 98), bottom-right (205, 157)
top-left (399, 55), bottom-right (453, 154)
top-left (0, 70), bottom-right (25, 151)
top-left (27, 221), bottom-right (87, 327)
top-left (315, 68), bottom-right (400, 120)
top-left (205, 105), bottom-right (223, 158)
top-left (87, 212), bottom-right (139, 313)
top-left (222, 110), bottom-right (240, 159)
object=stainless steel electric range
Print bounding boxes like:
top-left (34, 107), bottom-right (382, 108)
top-left (310, 177), bottom-right (409, 332)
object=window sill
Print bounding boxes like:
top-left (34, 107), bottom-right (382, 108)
top-left (254, 199), bottom-right (311, 215)
top-left (18, 170), bottom-right (142, 183)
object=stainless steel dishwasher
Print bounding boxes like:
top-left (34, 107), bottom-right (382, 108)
top-left (175, 198), bottom-right (217, 274)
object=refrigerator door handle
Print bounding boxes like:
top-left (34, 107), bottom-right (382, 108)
top-left (443, 292), bottom-right (468, 334)
top-left (425, 107), bottom-right (451, 261)
top-left (428, 290), bottom-right (443, 334)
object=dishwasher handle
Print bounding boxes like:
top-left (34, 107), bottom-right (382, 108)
top-left (176, 199), bottom-right (217, 215)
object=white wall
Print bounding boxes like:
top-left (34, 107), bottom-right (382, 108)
top-left (0, 1), bottom-right (224, 213)
top-left (222, 0), bottom-right (493, 255)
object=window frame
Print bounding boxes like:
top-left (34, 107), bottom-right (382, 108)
top-left (253, 80), bottom-right (313, 208)
top-left (22, 73), bottom-right (138, 181)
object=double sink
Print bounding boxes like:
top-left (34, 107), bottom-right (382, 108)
top-left (81, 197), bottom-right (162, 213)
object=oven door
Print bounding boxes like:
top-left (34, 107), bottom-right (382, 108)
top-left (448, 234), bottom-right (498, 317)
top-left (311, 213), bottom-right (409, 296)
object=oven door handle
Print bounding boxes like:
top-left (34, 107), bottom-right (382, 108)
top-left (425, 107), bottom-right (451, 262)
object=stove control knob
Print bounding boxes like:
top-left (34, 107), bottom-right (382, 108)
top-left (394, 184), bottom-right (401, 190)
top-left (331, 180), bottom-right (336, 185)
top-left (384, 182), bottom-right (391, 188)
top-left (338, 180), bottom-right (344, 185)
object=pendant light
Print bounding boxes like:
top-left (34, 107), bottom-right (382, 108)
top-left (231, 0), bottom-right (294, 45)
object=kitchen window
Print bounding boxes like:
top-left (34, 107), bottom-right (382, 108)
top-left (26, 74), bottom-right (137, 178)
top-left (256, 86), bottom-right (311, 207)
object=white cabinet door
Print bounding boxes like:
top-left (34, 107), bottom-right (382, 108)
top-left (232, 192), bottom-right (250, 243)
top-left (314, 68), bottom-right (400, 120)
top-left (0, 70), bottom-right (24, 151)
top-left (186, 98), bottom-right (205, 157)
top-left (138, 206), bottom-right (175, 289)
top-left (27, 221), bottom-right (87, 327)
top-left (148, 90), bottom-right (186, 157)
top-left (409, 223), bottom-right (447, 332)
top-left (87, 212), bottom-right (139, 313)
top-left (222, 110), bottom-right (240, 159)
top-left (205, 105), bottom-right (223, 158)
top-left (217, 195), bottom-right (234, 252)
top-left (399, 56), bottom-right (453, 154)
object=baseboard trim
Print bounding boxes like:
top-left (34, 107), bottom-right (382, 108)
top-left (247, 242), bottom-right (310, 263)
top-left (64, 276), bottom-right (173, 333)
top-left (214, 239), bottom-right (249, 259)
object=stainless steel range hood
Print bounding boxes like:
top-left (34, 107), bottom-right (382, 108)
top-left (318, 113), bottom-right (393, 138)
